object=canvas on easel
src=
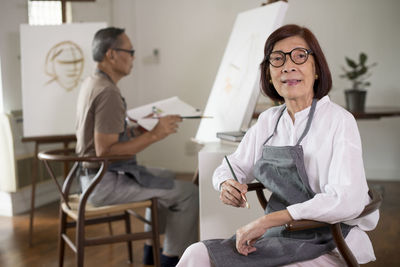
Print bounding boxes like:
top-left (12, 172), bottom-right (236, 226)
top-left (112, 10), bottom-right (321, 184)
top-left (195, 2), bottom-right (288, 143)
top-left (20, 22), bottom-right (106, 137)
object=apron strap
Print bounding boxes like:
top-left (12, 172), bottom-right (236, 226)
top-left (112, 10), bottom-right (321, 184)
top-left (296, 98), bottom-right (317, 146)
top-left (263, 98), bottom-right (318, 146)
top-left (263, 105), bottom-right (286, 146)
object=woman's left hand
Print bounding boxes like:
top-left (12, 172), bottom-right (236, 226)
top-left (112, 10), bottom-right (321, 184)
top-left (235, 217), bottom-right (267, 256)
top-left (235, 210), bottom-right (293, 256)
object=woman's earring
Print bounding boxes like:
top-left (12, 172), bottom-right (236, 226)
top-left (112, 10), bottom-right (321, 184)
top-left (315, 74), bottom-right (318, 80)
top-left (269, 79), bottom-right (272, 84)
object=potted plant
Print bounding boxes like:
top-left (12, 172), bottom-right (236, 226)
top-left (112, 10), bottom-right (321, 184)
top-left (340, 52), bottom-right (377, 112)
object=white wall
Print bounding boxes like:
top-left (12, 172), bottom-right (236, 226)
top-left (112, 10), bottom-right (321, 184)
top-left (0, 0), bottom-right (27, 112)
top-left (0, 56), bottom-right (3, 112)
top-left (0, 0), bottom-right (399, 179)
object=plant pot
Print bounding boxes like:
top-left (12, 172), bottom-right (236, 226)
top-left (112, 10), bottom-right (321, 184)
top-left (345, 89), bottom-right (367, 112)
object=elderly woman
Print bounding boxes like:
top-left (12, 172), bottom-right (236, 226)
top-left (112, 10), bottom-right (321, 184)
top-left (177, 24), bottom-right (379, 267)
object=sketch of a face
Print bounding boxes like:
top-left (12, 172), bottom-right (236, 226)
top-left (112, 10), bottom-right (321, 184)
top-left (44, 41), bottom-right (84, 91)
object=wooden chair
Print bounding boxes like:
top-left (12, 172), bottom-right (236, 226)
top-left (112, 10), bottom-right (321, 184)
top-left (38, 148), bottom-right (161, 267)
top-left (247, 182), bottom-right (382, 267)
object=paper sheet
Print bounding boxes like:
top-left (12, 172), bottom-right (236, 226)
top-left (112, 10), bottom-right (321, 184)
top-left (127, 96), bottom-right (201, 131)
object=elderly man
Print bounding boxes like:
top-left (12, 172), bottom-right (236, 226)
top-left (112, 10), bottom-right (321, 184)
top-left (75, 27), bottom-right (198, 267)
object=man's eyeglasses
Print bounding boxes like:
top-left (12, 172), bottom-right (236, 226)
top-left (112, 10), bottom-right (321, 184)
top-left (113, 48), bottom-right (135, 57)
top-left (268, 47), bottom-right (313, 68)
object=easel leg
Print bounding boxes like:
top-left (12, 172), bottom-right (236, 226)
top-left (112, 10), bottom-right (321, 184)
top-left (29, 142), bottom-right (39, 247)
top-left (192, 167), bottom-right (199, 185)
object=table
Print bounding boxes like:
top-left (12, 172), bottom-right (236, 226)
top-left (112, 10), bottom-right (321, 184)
top-left (21, 134), bottom-right (76, 246)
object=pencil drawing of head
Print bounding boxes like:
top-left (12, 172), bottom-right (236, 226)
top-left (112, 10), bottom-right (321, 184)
top-left (44, 41), bottom-right (84, 91)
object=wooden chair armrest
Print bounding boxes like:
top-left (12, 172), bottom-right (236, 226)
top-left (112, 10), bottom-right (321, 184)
top-left (285, 188), bottom-right (382, 232)
top-left (359, 188), bottom-right (382, 217)
top-left (247, 182), bottom-right (382, 267)
top-left (248, 181), bottom-right (382, 223)
top-left (247, 182), bottom-right (268, 210)
top-left (285, 220), bottom-right (329, 231)
top-left (284, 188), bottom-right (382, 267)
top-left (247, 182), bottom-right (267, 191)
top-left (38, 148), bottom-right (133, 163)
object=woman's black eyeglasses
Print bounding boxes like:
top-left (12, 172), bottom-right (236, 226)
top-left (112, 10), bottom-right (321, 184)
top-left (113, 48), bottom-right (135, 57)
top-left (268, 47), bottom-right (313, 68)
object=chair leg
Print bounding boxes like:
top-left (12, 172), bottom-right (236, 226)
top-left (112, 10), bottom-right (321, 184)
top-left (330, 223), bottom-right (359, 267)
top-left (108, 220), bottom-right (113, 235)
top-left (59, 208), bottom-right (67, 267)
top-left (76, 216), bottom-right (85, 267)
top-left (151, 198), bottom-right (161, 267)
top-left (124, 211), bottom-right (133, 263)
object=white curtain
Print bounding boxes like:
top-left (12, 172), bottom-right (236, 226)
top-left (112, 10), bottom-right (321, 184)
top-left (0, 113), bottom-right (17, 192)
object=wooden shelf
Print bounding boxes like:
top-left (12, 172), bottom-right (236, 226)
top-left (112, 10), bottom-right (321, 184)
top-left (253, 105), bottom-right (400, 120)
top-left (350, 107), bottom-right (400, 120)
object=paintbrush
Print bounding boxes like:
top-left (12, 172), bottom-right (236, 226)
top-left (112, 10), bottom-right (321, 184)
top-left (180, 116), bottom-right (213, 119)
top-left (224, 155), bottom-right (250, 209)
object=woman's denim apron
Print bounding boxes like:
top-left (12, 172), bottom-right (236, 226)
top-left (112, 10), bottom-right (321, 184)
top-left (203, 99), bottom-right (351, 267)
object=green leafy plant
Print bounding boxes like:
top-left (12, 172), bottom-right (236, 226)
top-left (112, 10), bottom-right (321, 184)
top-left (340, 52), bottom-right (377, 90)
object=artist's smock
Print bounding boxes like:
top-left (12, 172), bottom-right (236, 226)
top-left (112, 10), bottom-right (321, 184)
top-left (213, 95), bottom-right (379, 264)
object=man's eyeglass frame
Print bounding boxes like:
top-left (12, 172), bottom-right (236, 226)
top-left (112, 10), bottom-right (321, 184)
top-left (113, 48), bottom-right (135, 57)
top-left (268, 47), bottom-right (313, 68)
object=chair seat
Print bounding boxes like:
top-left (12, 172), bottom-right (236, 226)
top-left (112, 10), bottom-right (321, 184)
top-left (62, 194), bottom-right (152, 221)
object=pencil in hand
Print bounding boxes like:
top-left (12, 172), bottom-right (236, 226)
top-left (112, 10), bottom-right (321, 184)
top-left (224, 155), bottom-right (250, 209)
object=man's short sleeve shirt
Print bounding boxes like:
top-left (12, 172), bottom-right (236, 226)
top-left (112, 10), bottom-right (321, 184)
top-left (75, 71), bottom-right (125, 156)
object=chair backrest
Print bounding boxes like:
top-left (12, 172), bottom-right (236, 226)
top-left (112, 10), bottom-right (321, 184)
top-left (38, 148), bottom-right (132, 214)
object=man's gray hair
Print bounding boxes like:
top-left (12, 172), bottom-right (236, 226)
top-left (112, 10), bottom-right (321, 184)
top-left (92, 27), bottom-right (125, 62)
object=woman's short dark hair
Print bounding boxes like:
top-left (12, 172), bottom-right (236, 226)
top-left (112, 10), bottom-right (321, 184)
top-left (260, 24), bottom-right (332, 102)
top-left (92, 27), bottom-right (125, 62)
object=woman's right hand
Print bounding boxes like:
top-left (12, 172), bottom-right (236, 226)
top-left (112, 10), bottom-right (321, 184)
top-left (220, 179), bottom-right (248, 208)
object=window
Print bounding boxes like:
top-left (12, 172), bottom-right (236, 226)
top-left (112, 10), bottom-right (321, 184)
top-left (28, 1), bottom-right (62, 25)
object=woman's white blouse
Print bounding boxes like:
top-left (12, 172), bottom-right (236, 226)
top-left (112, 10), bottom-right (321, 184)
top-left (213, 95), bottom-right (379, 264)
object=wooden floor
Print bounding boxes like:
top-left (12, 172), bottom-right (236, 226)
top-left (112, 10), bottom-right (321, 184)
top-left (0, 180), bottom-right (399, 267)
